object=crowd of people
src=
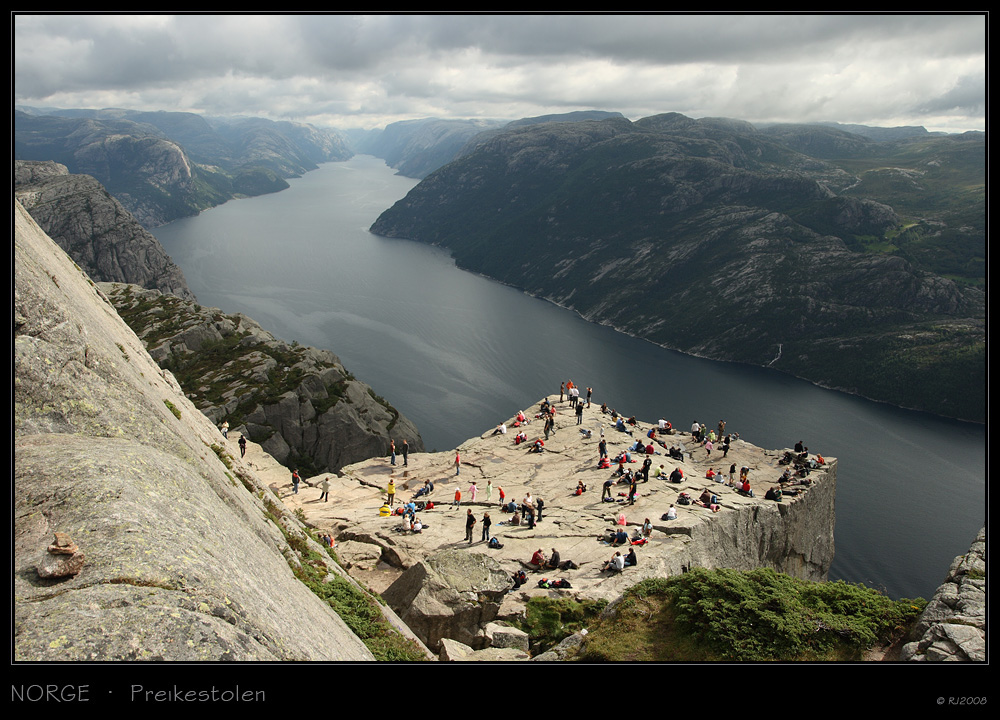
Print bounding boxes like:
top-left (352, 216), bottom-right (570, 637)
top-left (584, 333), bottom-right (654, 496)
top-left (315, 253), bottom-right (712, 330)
top-left (246, 380), bottom-right (826, 595)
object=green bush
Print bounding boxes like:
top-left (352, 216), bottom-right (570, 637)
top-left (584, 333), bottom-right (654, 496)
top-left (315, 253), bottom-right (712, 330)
top-left (577, 568), bottom-right (926, 662)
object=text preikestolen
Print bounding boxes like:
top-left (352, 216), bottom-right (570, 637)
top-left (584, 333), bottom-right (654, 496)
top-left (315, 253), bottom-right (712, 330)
top-left (131, 686), bottom-right (265, 703)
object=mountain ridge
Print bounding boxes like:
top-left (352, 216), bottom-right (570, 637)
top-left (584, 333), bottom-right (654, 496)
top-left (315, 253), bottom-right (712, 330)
top-left (370, 113), bottom-right (985, 422)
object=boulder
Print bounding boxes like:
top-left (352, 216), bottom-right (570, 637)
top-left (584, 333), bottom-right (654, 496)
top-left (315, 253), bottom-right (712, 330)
top-left (382, 550), bottom-right (514, 652)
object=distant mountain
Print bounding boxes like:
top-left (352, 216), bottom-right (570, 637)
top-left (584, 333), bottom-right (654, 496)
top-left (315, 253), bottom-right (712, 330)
top-left (353, 111), bottom-right (624, 179)
top-left (14, 108), bottom-right (352, 227)
top-left (350, 117), bottom-right (507, 178)
top-left (371, 113), bottom-right (985, 422)
top-left (15, 160), bottom-right (196, 301)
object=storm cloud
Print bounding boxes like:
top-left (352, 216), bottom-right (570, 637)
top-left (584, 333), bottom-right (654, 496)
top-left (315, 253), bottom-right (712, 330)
top-left (13, 13), bottom-right (986, 133)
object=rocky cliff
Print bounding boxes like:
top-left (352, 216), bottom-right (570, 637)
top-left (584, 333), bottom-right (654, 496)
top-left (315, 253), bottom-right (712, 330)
top-left (15, 108), bottom-right (353, 227)
top-left (902, 527), bottom-right (986, 662)
top-left (13, 200), bottom-right (425, 661)
top-left (99, 282), bottom-right (424, 475)
top-left (15, 160), bottom-right (196, 301)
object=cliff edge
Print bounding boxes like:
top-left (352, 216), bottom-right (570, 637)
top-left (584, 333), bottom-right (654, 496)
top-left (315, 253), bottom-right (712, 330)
top-left (283, 399), bottom-right (836, 608)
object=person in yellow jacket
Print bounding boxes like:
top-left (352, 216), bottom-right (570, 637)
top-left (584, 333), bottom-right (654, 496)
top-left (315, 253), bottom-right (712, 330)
top-left (387, 479), bottom-right (396, 506)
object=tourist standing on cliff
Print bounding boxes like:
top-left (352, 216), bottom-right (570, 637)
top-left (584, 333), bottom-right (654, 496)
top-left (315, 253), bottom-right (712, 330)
top-left (320, 476), bottom-right (330, 502)
top-left (291, 469), bottom-right (300, 495)
top-left (387, 478), bottom-right (396, 507)
top-left (402, 439), bottom-right (409, 467)
top-left (576, 402), bottom-right (584, 425)
top-left (485, 479), bottom-right (493, 503)
top-left (468, 481), bottom-right (478, 502)
top-left (465, 509), bottom-right (476, 543)
top-left (454, 487), bottom-right (462, 507)
top-left (455, 451), bottom-right (461, 475)
top-left (238, 434), bottom-right (247, 458)
top-left (586, 387), bottom-right (593, 407)
top-left (560, 382), bottom-right (565, 403)
top-left (389, 439), bottom-right (396, 466)
top-left (481, 511), bottom-right (492, 542)
top-left (220, 420), bottom-right (229, 439)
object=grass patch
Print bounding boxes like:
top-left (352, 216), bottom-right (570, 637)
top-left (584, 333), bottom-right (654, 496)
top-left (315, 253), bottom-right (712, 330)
top-left (163, 399), bottom-right (181, 419)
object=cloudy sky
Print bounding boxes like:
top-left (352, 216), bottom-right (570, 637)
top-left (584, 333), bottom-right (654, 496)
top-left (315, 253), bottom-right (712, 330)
top-left (13, 13), bottom-right (986, 133)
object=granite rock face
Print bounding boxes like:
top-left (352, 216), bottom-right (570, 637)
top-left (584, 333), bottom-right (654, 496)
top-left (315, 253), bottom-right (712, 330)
top-left (901, 527), bottom-right (986, 662)
top-left (14, 160), bottom-right (196, 301)
top-left (14, 201), bottom-right (380, 661)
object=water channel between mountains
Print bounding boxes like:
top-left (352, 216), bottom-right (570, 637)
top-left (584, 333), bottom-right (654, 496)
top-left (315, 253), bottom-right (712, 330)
top-left (154, 155), bottom-right (986, 602)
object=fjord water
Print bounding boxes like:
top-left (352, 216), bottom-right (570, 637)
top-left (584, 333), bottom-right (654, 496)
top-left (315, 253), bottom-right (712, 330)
top-left (155, 155), bottom-right (985, 601)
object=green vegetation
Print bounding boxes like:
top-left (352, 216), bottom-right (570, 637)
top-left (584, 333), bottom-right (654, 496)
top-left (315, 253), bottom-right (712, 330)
top-left (210, 443), bottom-right (234, 470)
top-left (516, 596), bottom-right (608, 655)
top-left (163, 399), bottom-right (181, 419)
top-left (575, 568), bottom-right (926, 662)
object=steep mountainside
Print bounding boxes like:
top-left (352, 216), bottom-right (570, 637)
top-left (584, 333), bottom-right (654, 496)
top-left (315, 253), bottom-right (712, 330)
top-left (14, 108), bottom-right (352, 227)
top-left (371, 114), bottom-right (985, 421)
top-left (14, 200), bottom-right (407, 661)
top-left (15, 160), bottom-right (196, 301)
top-left (100, 282), bottom-right (424, 475)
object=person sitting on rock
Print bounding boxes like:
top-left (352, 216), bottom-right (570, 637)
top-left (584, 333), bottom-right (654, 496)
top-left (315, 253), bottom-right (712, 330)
top-left (623, 547), bottom-right (638, 568)
top-left (545, 548), bottom-right (561, 569)
top-left (528, 548), bottom-right (546, 571)
top-left (765, 486), bottom-right (783, 502)
top-left (602, 551), bottom-right (625, 573)
top-left (414, 480), bottom-right (433, 498)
